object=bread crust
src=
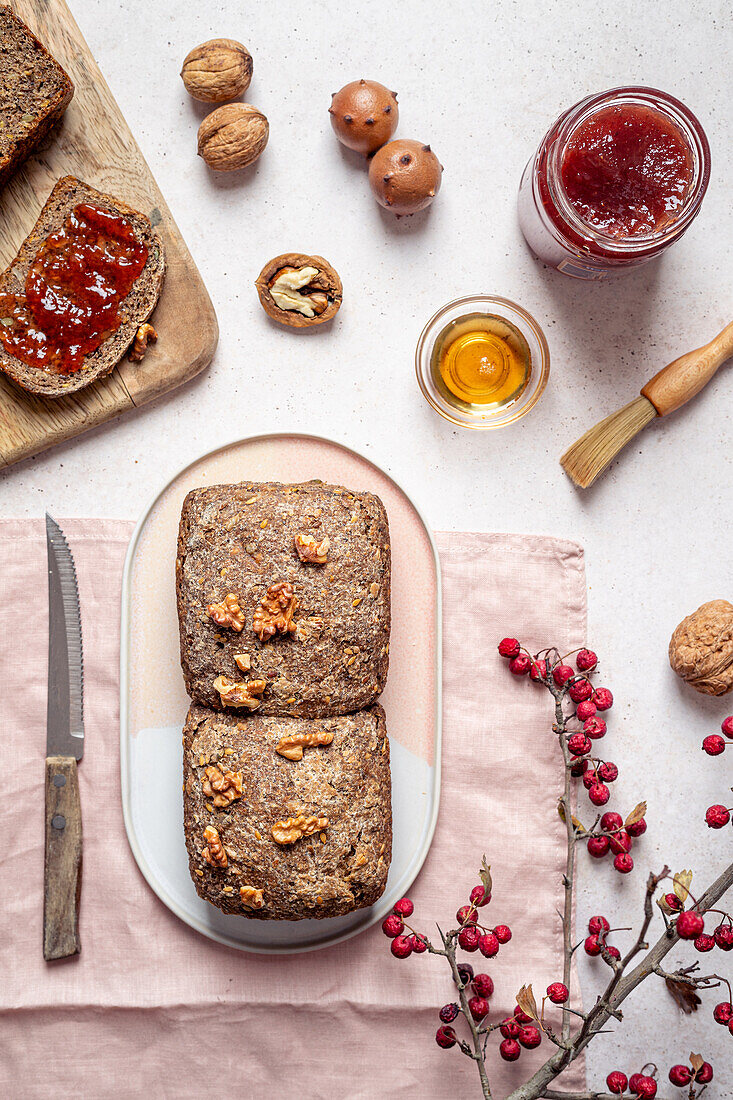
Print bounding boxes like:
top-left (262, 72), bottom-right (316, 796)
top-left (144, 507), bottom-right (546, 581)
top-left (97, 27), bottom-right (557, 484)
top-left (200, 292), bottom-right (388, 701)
top-left (183, 703), bottom-right (392, 919)
top-left (0, 6), bottom-right (74, 188)
top-left (0, 175), bottom-right (165, 396)
top-left (176, 480), bottom-right (391, 717)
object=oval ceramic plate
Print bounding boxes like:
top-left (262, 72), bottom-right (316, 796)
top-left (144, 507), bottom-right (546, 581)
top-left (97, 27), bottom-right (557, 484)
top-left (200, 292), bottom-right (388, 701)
top-left (120, 433), bottom-right (441, 953)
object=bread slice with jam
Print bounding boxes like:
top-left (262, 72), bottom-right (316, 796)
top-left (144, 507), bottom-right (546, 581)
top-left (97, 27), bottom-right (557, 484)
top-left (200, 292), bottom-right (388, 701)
top-left (0, 5), bottom-right (74, 188)
top-left (0, 175), bottom-right (165, 397)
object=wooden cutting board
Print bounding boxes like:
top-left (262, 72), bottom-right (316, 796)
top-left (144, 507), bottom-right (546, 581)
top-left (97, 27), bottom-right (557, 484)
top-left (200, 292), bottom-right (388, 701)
top-left (0, 0), bottom-right (218, 468)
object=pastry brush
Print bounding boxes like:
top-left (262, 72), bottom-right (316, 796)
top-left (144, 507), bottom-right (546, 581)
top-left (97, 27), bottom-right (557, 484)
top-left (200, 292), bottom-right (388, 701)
top-left (561, 320), bottom-right (733, 488)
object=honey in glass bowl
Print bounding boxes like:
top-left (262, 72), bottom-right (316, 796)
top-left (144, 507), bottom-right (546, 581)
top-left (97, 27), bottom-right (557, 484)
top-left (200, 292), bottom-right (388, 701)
top-left (431, 312), bottom-right (531, 413)
top-left (415, 295), bottom-right (549, 430)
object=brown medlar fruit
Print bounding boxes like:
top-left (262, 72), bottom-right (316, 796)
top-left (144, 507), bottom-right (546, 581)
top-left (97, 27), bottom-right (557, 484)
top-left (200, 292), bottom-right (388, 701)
top-left (329, 79), bottom-right (398, 156)
top-left (181, 39), bottom-right (253, 103)
top-left (198, 103), bottom-right (268, 171)
top-left (669, 600), bottom-right (733, 696)
top-left (368, 139), bottom-right (443, 215)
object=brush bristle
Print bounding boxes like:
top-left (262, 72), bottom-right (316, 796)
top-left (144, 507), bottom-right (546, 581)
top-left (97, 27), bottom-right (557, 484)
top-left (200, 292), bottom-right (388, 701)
top-left (561, 395), bottom-right (658, 488)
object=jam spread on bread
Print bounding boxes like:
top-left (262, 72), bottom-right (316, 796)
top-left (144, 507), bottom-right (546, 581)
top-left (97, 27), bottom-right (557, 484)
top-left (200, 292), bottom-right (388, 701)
top-left (0, 202), bottom-right (148, 374)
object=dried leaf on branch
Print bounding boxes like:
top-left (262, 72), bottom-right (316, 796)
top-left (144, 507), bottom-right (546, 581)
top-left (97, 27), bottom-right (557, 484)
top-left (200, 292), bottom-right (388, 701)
top-left (673, 869), bottom-right (693, 904)
top-left (516, 984), bottom-right (541, 1024)
top-left (665, 976), bottom-right (701, 1014)
top-left (625, 801), bottom-right (648, 828)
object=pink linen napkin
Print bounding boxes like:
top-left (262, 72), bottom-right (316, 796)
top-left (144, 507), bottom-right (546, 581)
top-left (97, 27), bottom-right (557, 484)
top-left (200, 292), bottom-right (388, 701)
top-left (0, 521), bottom-right (586, 1100)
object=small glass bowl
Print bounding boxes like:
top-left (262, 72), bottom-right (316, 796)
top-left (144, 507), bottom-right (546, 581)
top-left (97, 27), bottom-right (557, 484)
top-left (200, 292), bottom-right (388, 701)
top-left (415, 294), bottom-right (550, 429)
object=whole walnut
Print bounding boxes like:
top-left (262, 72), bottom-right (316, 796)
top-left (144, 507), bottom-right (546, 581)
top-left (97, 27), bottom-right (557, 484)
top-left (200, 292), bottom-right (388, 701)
top-left (669, 600), bottom-right (733, 696)
top-left (181, 39), bottom-right (253, 103)
top-left (198, 103), bottom-right (268, 171)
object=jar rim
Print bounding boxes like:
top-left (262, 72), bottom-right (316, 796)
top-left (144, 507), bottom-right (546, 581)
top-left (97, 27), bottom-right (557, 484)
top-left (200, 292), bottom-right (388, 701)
top-left (545, 86), bottom-right (711, 255)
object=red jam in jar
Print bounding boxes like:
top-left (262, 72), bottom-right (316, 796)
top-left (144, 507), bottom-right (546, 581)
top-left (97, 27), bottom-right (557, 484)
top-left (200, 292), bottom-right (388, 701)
top-left (0, 202), bottom-right (148, 374)
top-left (518, 87), bottom-right (710, 279)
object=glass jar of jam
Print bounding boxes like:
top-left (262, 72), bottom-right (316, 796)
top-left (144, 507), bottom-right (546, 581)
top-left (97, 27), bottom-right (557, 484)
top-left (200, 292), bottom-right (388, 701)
top-left (518, 86), bottom-right (710, 279)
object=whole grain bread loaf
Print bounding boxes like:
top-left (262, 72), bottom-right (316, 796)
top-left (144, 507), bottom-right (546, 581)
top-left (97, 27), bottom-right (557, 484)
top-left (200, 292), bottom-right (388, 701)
top-left (176, 480), bottom-right (391, 716)
top-left (0, 6), bottom-right (73, 187)
top-left (0, 175), bottom-right (165, 396)
top-left (183, 703), bottom-right (392, 919)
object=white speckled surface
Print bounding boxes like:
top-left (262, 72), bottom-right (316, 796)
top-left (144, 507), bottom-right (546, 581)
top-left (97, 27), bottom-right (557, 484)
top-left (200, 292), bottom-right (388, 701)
top-left (2, 0), bottom-right (732, 1089)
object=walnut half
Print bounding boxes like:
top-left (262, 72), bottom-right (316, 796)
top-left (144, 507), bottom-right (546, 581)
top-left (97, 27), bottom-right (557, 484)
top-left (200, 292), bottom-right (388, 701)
top-left (276, 730), bottom-right (334, 761)
top-left (240, 885), bottom-right (265, 909)
top-left (214, 675), bottom-right (267, 709)
top-left (207, 592), bottom-right (245, 632)
top-left (294, 533), bottom-right (330, 564)
top-left (201, 764), bottom-right (243, 808)
top-left (253, 581), bottom-right (298, 642)
top-left (255, 253), bottom-right (342, 328)
top-left (271, 813), bottom-right (328, 845)
top-left (201, 825), bottom-right (227, 867)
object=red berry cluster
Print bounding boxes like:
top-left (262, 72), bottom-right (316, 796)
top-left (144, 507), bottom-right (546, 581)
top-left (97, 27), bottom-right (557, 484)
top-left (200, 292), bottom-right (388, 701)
top-left (668, 1057), bottom-right (714, 1087)
top-left (583, 913), bottom-right (621, 961)
top-left (454, 881), bottom-right (513, 961)
top-left (498, 642), bottom-right (640, 866)
top-left (381, 897), bottom-right (426, 958)
top-left (605, 1070), bottom-right (658, 1097)
top-left (703, 715), bottom-right (733, 829)
top-left (671, 897), bottom-right (733, 959)
top-left (585, 809), bottom-right (645, 875)
top-left (497, 1004), bottom-right (543, 1062)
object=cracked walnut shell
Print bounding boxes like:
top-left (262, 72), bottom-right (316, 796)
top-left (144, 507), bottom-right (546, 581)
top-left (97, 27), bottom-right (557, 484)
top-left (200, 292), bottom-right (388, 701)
top-left (271, 813), bottom-right (328, 845)
top-left (253, 581), bottom-right (298, 641)
top-left (201, 765), bottom-right (243, 808)
top-left (202, 825), bottom-right (228, 867)
top-left (198, 103), bottom-right (268, 171)
top-left (669, 600), bottom-right (733, 696)
top-left (207, 592), bottom-right (245, 632)
top-left (214, 675), bottom-right (267, 709)
top-left (181, 39), bottom-right (253, 103)
top-left (255, 254), bottom-right (342, 328)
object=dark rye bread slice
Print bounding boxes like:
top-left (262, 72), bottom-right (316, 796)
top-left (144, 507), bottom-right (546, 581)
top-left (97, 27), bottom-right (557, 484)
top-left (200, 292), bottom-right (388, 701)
top-left (183, 703), bottom-right (392, 919)
top-left (176, 480), bottom-right (391, 717)
top-left (0, 175), bottom-right (165, 396)
top-left (0, 5), bottom-right (74, 187)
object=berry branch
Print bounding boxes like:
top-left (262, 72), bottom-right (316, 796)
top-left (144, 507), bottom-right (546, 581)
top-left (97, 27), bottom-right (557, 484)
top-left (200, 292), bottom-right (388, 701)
top-left (380, 640), bottom-right (733, 1100)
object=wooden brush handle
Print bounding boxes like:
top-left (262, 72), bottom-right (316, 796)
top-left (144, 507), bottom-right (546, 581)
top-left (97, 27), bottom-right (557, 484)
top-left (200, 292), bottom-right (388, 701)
top-left (641, 321), bottom-right (733, 417)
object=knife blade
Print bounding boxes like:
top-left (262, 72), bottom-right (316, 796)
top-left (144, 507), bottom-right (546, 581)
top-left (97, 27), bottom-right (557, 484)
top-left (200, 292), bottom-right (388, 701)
top-left (43, 514), bottom-right (84, 961)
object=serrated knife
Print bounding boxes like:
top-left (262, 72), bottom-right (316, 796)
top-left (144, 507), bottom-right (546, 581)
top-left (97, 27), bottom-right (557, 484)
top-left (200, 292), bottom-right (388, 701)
top-left (43, 514), bottom-right (84, 961)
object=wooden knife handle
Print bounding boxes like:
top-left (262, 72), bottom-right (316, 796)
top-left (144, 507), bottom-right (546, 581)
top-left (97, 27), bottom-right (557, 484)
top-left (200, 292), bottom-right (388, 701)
top-left (43, 755), bottom-right (82, 961)
top-left (641, 320), bottom-right (733, 417)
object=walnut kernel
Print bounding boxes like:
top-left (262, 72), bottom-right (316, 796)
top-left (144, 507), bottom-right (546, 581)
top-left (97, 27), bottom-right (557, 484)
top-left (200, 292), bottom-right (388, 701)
top-left (255, 253), bottom-right (342, 328)
top-left (201, 765), bottom-right (243, 808)
top-left (271, 813), bottom-right (328, 845)
top-left (669, 600), bottom-right (733, 696)
top-left (253, 581), bottom-right (298, 641)
top-left (213, 675), bottom-right (267, 709)
top-left (294, 533), bottom-right (330, 564)
top-left (233, 652), bottom-right (251, 671)
top-left (207, 592), bottom-right (245, 632)
top-left (201, 825), bottom-right (227, 867)
top-left (240, 885), bottom-right (265, 909)
top-left (128, 323), bottom-right (157, 362)
top-left (275, 730), bottom-right (334, 761)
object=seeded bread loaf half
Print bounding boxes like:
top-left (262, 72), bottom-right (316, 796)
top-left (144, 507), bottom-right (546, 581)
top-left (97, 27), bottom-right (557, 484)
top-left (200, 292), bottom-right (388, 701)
top-left (176, 479), bottom-right (391, 717)
top-left (183, 703), bottom-right (392, 919)
top-left (0, 175), bottom-right (165, 397)
top-left (0, 6), bottom-right (74, 188)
